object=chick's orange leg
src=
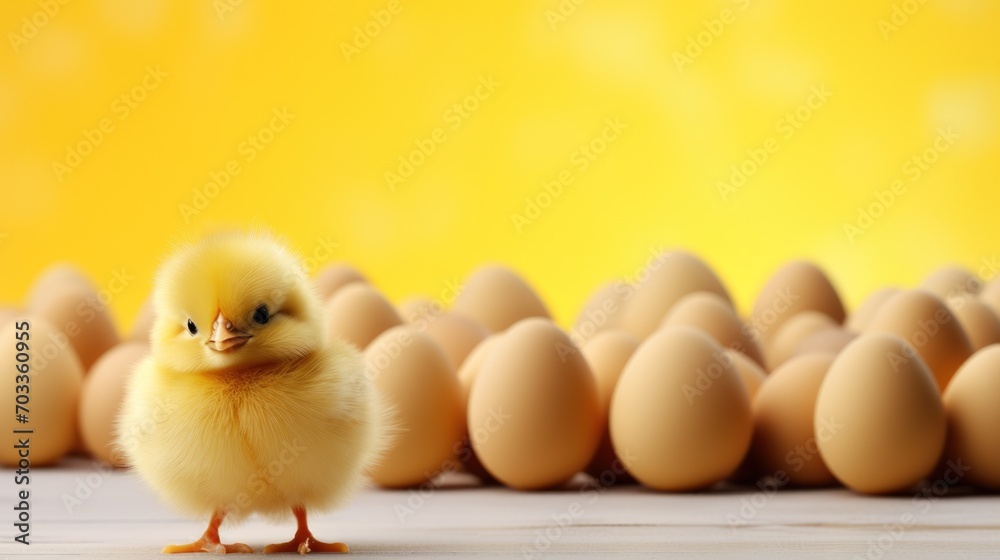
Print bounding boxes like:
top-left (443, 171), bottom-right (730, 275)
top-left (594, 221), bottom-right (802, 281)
top-left (264, 506), bottom-right (348, 554)
top-left (162, 509), bottom-right (254, 554)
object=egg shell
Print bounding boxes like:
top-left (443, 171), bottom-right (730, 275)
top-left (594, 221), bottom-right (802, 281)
top-left (468, 318), bottom-right (600, 490)
top-left (398, 296), bottom-right (439, 324)
top-left (751, 353), bottom-right (837, 487)
top-left (573, 281), bottom-right (628, 343)
top-left (326, 283), bottom-right (402, 349)
top-left (750, 261), bottom-right (845, 345)
top-left (581, 330), bottom-right (640, 482)
top-left (662, 292), bottom-right (765, 367)
top-left (313, 264), bottom-right (367, 301)
top-left (979, 277), bottom-right (1000, 317)
top-left (865, 290), bottom-right (973, 390)
top-left (366, 326), bottom-right (465, 488)
top-left (610, 326), bottom-right (751, 491)
top-left (0, 307), bottom-right (17, 323)
top-left (25, 264), bottom-right (92, 310)
top-left (457, 334), bottom-right (501, 406)
top-left (943, 344), bottom-right (1000, 489)
top-left (422, 313), bottom-right (491, 370)
top-left (452, 266), bottom-right (550, 332)
top-left (920, 265), bottom-right (980, 300)
top-left (726, 350), bottom-right (769, 483)
top-left (729, 350), bottom-right (766, 399)
top-left (766, 312), bottom-right (837, 371)
top-left (792, 328), bottom-right (857, 359)
top-left (845, 288), bottom-right (900, 332)
top-left (452, 333), bottom-right (501, 483)
top-left (80, 342), bottom-right (149, 466)
top-left (0, 318), bottom-right (84, 466)
top-left (28, 278), bottom-right (120, 372)
top-left (815, 333), bottom-right (945, 494)
top-left (129, 296), bottom-right (156, 343)
top-left (618, 251), bottom-right (731, 339)
top-left (949, 298), bottom-right (1000, 351)
top-left (452, 332), bottom-right (502, 483)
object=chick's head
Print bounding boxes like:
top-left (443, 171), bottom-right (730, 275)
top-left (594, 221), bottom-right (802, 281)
top-left (151, 231), bottom-right (324, 373)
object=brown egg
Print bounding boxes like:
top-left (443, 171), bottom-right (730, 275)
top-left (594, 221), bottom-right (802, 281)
top-left (366, 326), bottom-right (465, 488)
top-left (27, 269), bottom-right (120, 371)
top-left (572, 281), bottom-right (627, 344)
top-left (313, 264), bottom-right (367, 301)
top-left (398, 296), bottom-right (439, 324)
top-left (422, 313), bottom-right (491, 370)
top-left (129, 296), bottom-right (156, 343)
top-left (979, 277), bottom-right (1000, 316)
top-left (750, 261), bottom-right (845, 345)
top-left (792, 328), bottom-right (857, 359)
top-left (766, 312), bottom-right (837, 370)
top-left (611, 326), bottom-right (751, 491)
top-left (865, 290), bottom-right (974, 390)
top-left (454, 334), bottom-right (502, 482)
top-left (457, 334), bottom-right (501, 405)
top-left (725, 351), bottom-right (769, 484)
top-left (729, 350), bottom-right (766, 399)
top-left (815, 334), bottom-right (945, 494)
top-left (618, 251), bottom-right (732, 339)
top-left (581, 330), bottom-right (640, 483)
top-left (0, 318), bottom-right (84, 466)
top-left (943, 345), bottom-right (1000, 489)
top-left (662, 292), bottom-right (765, 366)
top-left (79, 342), bottom-right (149, 466)
top-left (468, 319), bottom-right (600, 489)
top-left (452, 266), bottom-right (550, 332)
top-left (326, 283), bottom-right (402, 349)
top-left (752, 353), bottom-right (836, 487)
top-left (920, 265), bottom-right (980, 300)
top-left (25, 264), bottom-right (91, 309)
top-left (0, 307), bottom-right (17, 323)
top-left (845, 287), bottom-right (901, 332)
top-left (948, 298), bottom-right (1000, 351)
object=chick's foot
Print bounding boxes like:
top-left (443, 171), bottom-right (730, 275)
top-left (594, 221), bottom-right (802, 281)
top-left (162, 509), bottom-right (253, 554)
top-left (264, 506), bottom-right (349, 554)
top-left (162, 539), bottom-right (254, 554)
top-left (263, 536), bottom-right (348, 554)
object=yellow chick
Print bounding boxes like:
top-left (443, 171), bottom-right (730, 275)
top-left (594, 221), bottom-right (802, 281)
top-left (117, 230), bottom-right (391, 554)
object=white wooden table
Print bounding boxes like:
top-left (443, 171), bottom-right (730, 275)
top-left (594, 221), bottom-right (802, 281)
top-left (2, 458), bottom-right (998, 558)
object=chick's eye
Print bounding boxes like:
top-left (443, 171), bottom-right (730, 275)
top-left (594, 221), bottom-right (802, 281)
top-left (253, 305), bottom-right (270, 325)
top-left (187, 319), bottom-right (198, 335)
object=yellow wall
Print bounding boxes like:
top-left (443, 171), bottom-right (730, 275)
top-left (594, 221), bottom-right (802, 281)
top-left (1, 1), bottom-right (998, 332)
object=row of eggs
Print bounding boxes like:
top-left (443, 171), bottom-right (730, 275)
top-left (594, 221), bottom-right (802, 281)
top-left (1, 254), bottom-right (999, 495)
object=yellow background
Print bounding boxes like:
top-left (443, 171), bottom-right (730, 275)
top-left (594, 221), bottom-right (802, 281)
top-left (1, 0), bottom-right (998, 332)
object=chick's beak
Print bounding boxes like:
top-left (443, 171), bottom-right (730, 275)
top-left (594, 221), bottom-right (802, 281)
top-left (208, 312), bottom-right (252, 352)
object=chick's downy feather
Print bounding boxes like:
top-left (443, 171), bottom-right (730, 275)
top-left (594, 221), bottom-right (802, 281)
top-left (117, 231), bottom-right (392, 522)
